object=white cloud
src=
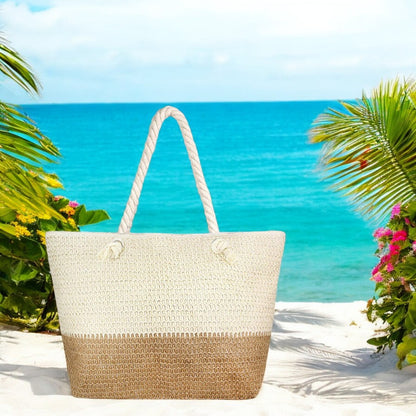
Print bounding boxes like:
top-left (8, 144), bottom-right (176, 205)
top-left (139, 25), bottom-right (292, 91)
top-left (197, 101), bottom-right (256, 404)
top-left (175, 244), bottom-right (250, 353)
top-left (0, 0), bottom-right (415, 102)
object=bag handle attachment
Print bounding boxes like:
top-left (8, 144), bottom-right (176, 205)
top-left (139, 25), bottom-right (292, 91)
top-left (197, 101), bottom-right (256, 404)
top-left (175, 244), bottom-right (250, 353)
top-left (118, 106), bottom-right (219, 234)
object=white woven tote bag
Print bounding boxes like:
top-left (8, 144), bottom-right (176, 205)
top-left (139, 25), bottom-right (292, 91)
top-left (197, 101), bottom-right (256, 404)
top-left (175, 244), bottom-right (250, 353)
top-left (46, 106), bottom-right (285, 400)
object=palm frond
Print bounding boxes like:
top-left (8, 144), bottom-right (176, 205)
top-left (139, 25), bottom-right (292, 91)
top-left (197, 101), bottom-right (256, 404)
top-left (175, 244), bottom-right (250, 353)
top-left (0, 35), bottom-right (63, 218)
top-left (0, 159), bottom-right (62, 218)
top-left (309, 78), bottom-right (416, 222)
top-left (0, 37), bottom-right (40, 94)
top-left (0, 102), bottom-right (63, 217)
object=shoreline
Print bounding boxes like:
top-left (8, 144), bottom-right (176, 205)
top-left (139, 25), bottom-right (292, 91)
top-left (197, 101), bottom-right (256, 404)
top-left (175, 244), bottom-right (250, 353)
top-left (1, 301), bottom-right (415, 415)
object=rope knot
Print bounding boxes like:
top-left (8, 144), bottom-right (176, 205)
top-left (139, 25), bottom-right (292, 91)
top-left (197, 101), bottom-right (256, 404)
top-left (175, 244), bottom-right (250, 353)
top-left (211, 238), bottom-right (236, 265)
top-left (97, 239), bottom-right (124, 260)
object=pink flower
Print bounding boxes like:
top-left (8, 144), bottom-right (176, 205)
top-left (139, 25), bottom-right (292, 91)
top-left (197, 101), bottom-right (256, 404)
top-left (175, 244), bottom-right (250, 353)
top-left (392, 230), bottom-right (407, 242)
top-left (391, 203), bottom-right (401, 218)
top-left (374, 228), bottom-right (385, 238)
top-left (372, 264), bottom-right (380, 275)
top-left (372, 272), bottom-right (383, 283)
top-left (405, 218), bottom-right (411, 225)
top-left (400, 277), bottom-right (406, 285)
top-left (68, 201), bottom-right (79, 208)
top-left (373, 228), bottom-right (393, 239)
top-left (380, 254), bottom-right (391, 264)
top-left (389, 244), bottom-right (401, 256)
top-left (54, 195), bottom-right (64, 201)
top-left (412, 241), bottom-right (416, 252)
top-left (378, 242), bottom-right (385, 250)
top-left (386, 263), bottom-right (394, 272)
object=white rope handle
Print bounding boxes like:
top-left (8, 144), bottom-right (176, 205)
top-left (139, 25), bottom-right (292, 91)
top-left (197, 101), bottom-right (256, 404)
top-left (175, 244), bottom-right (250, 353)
top-left (118, 106), bottom-right (219, 234)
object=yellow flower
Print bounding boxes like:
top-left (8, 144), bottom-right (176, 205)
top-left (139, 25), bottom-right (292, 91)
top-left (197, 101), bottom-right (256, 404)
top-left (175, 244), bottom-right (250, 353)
top-left (37, 213), bottom-right (52, 220)
top-left (59, 206), bottom-right (75, 216)
top-left (16, 214), bottom-right (37, 224)
top-left (36, 230), bottom-right (46, 245)
top-left (67, 218), bottom-right (77, 228)
top-left (47, 178), bottom-right (63, 188)
top-left (13, 224), bottom-right (31, 238)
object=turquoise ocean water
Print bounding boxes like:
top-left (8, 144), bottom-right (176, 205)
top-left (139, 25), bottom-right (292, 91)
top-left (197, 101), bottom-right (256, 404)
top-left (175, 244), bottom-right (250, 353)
top-left (22, 102), bottom-right (376, 302)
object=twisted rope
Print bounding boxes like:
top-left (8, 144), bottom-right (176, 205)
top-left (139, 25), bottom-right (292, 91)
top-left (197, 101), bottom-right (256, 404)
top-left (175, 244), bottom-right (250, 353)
top-left (118, 106), bottom-right (219, 234)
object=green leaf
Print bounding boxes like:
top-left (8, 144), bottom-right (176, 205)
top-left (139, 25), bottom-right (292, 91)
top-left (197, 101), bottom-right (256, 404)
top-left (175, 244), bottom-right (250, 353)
top-left (9, 260), bottom-right (24, 281)
top-left (39, 218), bottom-right (58, 231)
top-left (0, 293), bottom-right (37, 317)
top-left (409, 227), bottom-right (416, 241)
top-left (0, 207), bottom-right (16, 222)
top-left (0, 38), bottom-right (40, 94)
top-left (405, 293), bottom-right (416, 333)
top-left (397, 334), bottom-right (416, 368)
top-left (51, 197), bottom-right (69, 211)
top-left (74, 205), bottom-right (110, 226)
top-left (0, 223), bottom-right (17, 238)
top-left (405, 351), bottom-right (416, 366)
top-left (14, 238), bottom-right (45, 261)
top-left (367, 336), bottom-right (389, 346)
top-left (10, 260), bottom-right (38, 283)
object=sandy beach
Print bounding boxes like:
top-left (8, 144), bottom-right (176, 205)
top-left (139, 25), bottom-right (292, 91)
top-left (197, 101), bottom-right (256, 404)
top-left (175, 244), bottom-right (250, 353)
top-left (1, 301), bottom-right (416, 415)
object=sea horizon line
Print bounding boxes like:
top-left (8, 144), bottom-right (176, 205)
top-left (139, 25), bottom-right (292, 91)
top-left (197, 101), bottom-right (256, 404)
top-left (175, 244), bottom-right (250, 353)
top-left (19, 98), bottom-right (352, 106)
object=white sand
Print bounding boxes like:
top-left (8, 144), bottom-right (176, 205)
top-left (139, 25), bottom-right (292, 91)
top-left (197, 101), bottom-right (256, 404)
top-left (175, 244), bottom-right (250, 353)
top-left (1, 301), bottom-right (416, 415)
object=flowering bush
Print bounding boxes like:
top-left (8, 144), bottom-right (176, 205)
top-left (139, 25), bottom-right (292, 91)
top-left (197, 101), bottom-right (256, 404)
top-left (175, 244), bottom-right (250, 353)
top-left (366, 202), bottom-right (416, 368)
top-left (0, 195), bottom-right (109, 332)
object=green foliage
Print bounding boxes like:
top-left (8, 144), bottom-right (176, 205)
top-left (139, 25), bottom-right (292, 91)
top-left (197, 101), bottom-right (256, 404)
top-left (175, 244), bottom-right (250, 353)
top-left (0, 36), bottom-right (64, 219)
top-left (0, 36), bottom-right (40, 94)
top-left (309, 78), bottom-right (416, 222)
top-left (0, 34), bottom-right (111, 332)
top-left (73, 204), bottom-right (110, 226)
top-left (366, 202), bottom-right (416, 368)
top-left (0, 196), bottom-right (109, 332)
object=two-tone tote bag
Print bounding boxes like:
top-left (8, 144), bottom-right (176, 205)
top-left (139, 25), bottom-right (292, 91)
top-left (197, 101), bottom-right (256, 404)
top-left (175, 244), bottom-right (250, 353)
top-left (46, 106), bottom-right (286, 400)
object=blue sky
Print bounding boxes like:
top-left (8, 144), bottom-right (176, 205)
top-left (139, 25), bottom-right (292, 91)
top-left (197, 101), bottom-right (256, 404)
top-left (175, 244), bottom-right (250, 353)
top-left (0, 0), bottom-right (415, 104)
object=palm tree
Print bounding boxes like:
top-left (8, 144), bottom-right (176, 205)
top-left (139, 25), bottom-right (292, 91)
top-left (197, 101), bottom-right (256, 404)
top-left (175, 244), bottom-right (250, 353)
top-left (309, 78), bottom-right (416, 222)
top-left (0, 36), bottom-right (62, 217)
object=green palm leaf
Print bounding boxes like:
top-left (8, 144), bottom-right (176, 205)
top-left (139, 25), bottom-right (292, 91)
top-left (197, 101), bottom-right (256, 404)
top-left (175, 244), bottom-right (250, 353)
top-left (309, 78), bottom-right (416, 222)
top-left (0, 36), bottom-right (39, 94)
top-left (0, 36), bottom-right (63, 218)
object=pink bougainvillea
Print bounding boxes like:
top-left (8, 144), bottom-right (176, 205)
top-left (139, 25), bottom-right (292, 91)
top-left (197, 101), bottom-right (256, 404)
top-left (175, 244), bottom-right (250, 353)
top-left (391, 203), bottom-right (401, 218)
top-left (372, 272), bottom-right (383, 283)
top-left (373, 228), bottom-right (393, 238)
top-left (368, 200), bottom-right (416, 367)
top-left (391, 230), bottom-right (407, 242)
top-left (389, 244), bottom-right (401, 256)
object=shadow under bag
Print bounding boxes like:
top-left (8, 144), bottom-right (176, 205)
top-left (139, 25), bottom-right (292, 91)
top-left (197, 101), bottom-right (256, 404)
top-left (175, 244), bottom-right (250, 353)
top-left (46, 106), bottom-right (286, 399)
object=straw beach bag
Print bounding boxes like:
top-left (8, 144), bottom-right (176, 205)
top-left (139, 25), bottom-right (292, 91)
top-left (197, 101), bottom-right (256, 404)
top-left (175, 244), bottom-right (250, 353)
top-left (46, 106), bottom-right (286, 400)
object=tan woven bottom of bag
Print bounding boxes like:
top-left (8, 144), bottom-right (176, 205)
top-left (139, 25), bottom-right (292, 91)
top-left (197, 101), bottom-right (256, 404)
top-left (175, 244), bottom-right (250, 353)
top-left (62, 332), bottom-right (270, 399)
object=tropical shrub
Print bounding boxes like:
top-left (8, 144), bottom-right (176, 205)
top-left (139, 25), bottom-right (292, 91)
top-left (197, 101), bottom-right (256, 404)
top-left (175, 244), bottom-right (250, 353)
top-left (367, 202), bottom-right (416, 368)
top-left (310, 78), bottom-right (416, 368)
top-left (0, 35), bottom-right (110, 331)
top-left (0, 196), bottom-right (109, 332)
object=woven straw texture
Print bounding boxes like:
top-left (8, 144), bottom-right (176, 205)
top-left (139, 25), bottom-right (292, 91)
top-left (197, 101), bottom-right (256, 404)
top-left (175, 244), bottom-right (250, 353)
top-left (45, 106), bottom-right (286, 400)
top-left (62, 333), bottom-right (271, 399)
